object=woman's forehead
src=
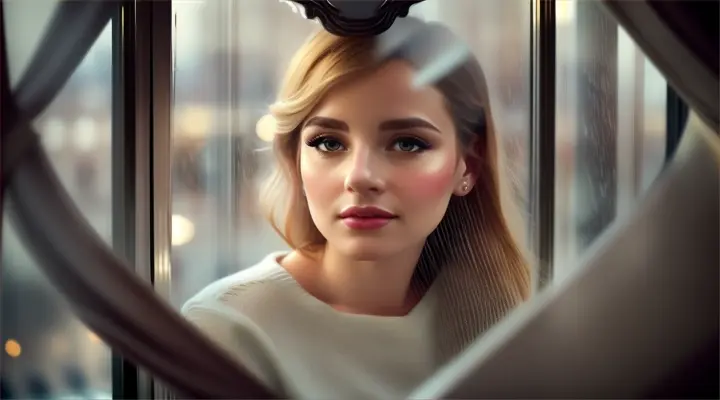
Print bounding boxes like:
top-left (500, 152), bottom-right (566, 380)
top-left (309, 61), bottom-right (452, 125)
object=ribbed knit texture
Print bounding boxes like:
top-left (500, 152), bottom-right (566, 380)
top-left (183, 219), bottom-right (521, 399)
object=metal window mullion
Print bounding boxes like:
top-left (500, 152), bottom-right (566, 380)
top-left (529, 0), bottom-right (556, 289)
top-left (111, 1), bottom-right (145, 398)
top-left (134, 0), bottom-right (154, 288)
top-left (148, 0), bottom-right (174, 397)
top-left (115, 0), bottom-right (172, 398)
top-left (150, 0), bottom-right (173, 301)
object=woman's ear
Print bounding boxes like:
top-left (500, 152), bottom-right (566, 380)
top-left (453, 165), bottom-right (478, 196)
top-left (453, 154), bottom-right (480, 196)
top-left (453, 136), bottom-right (485, 196)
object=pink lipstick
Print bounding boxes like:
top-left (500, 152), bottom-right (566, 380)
top-left (338, 206), bottom-right (397, 230)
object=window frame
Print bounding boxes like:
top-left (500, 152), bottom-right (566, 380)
top-left (128, 0), bottom-right (688, 397)
top-left (529, 0), bottom-right (557, 289)
top-left (111, 0), bottom-right (172, 398)
top-left (110, 1), bottom-right (145, 398)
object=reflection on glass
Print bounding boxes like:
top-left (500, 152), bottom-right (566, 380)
top-left (170, 0), bottom-right (530, 308)
top-left (1, 5), bottom-right (113, 399)
top-left (554, 0), bottom-right (667, 280)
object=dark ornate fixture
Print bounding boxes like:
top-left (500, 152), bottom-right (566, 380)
top-left (284, 0), bottom-right (427, 36)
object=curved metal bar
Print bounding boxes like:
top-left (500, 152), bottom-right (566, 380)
top-left (0, 1), bottom-right (275, 397)
top-left (601, 0), bottom-right (719, 131)
top-left (11, 1), bottom-right (116, 118)
top-left (2, 1), bottom-right (114, 186)
top-left (6, 141), bottom-right (274, 398)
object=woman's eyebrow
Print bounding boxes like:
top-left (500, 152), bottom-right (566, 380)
top-left (379, 117), bottom-right (440, 132)
top-left (303, 116), bottom-right (440, 133)
top-left (303, 116), bottom-right (349, 131)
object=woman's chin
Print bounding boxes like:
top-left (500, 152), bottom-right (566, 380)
top-left (335, 239), bottom-right (397, 261)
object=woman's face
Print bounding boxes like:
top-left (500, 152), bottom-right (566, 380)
top-left (299, 60), bottom-right (473, 260)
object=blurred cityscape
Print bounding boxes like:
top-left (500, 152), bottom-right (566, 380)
top-left (1, 0), bottom-right (666, 398)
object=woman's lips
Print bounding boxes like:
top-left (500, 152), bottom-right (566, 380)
top-left (341, 217), bottom-right (394, 230)
top-left (338, 206), bottom-right (397, 230)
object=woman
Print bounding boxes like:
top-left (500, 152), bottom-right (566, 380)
top-left (183, 17), bottom-right (532, 399)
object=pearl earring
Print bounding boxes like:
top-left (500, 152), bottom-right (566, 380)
top-left (461, 180), bottom-right (469, 193)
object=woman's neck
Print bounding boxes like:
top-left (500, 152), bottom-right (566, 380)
top-left (283, 244), bottom-right (425, 316)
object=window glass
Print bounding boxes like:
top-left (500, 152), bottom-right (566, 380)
top-left (1, 2), bottom-right (113, 398)
top-left (554, 0), bottom-right (667, 280)
top-left (169, 0), bottom-right (531, 307)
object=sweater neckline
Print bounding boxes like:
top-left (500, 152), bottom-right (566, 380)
top-left (265, 251), bottom-right (436, 323)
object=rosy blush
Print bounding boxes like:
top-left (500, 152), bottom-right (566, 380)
top-left (394, 157), bottom-right (459, 201)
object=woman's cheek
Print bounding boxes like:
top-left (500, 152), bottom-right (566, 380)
top-left (301, 158), bottom-right (340, 202)
top-left (396, 156), bottom-right (457, 200)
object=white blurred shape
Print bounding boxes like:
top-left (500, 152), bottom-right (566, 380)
top-left (172, 214), bottom-right (196, 246)
top-left (42, 117), bottom-right (67, 152)
top-left (256, 114), bottom-right (277, 142)
top-left (74, 117), bottom-right (98, 152)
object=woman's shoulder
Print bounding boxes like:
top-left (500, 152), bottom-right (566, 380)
top-left (180, 251), bottom-right (292, 393)
top-left (181, 251), bottom-right (292, 317)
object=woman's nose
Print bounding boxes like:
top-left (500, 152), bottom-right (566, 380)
top-left (343, 146), bottom-right (385, 194)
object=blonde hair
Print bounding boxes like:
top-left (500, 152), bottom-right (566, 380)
top-left (261, 19), bottom-right (532, 360)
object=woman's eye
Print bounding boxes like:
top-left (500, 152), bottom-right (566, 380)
top-left (392, 137), bottom-right (430, 153)
top-left (312, 137), bottom-right (346, 152)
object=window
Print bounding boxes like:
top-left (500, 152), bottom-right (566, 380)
top-left (554, 0), bottom-right (668, 280)
top-left (1, 2), bottom-right (113, 398)
top-left (0, 1), bottom-right (687, 396)
top-left (169, 0), bottom-right (531, 307)
top-left (170, 0), bottom-right (302, 307)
